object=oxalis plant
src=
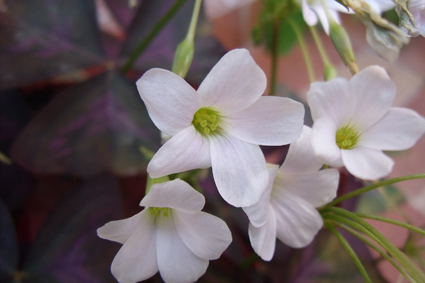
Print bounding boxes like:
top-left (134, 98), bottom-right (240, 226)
top-left (1, 0), bottom-right (425, 282)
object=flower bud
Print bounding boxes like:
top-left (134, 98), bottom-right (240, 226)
top-left (329, 22), bottom-right (358, 74)
top-left (172, 38), bottom-right (194, 78)
top-left (324, 63), bottom-right (337, 81)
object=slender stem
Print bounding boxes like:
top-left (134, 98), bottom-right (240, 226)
top-left (287, 18), bottom-right (315, 83)
top-left (355, 212), bottom-right (425, 237)
top-left (323, 173), bottom-right (425, 208)
top-left (121, 0), bottom-right (188, 73)
top-left (186, 0), bottom-right (202, 42)
top-left (269, 17), bottom-right (279, 96)
top-left (309, 25), bottom-right (331, 66)
top-left (322, 207), bottom-right (425, 282)
top-left (325, 223), bottom-right (373, 283)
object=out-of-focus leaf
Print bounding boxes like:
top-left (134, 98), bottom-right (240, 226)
top-left (0, 0), bottom-right (105, 90)
top-left (356, 184), bottom-right (405, 214)
top-left (0, 198), bottom-right (19, 282)
top-left (394, 0), bottom-right (421, 36)
top-left (119, 0), bottom-right (225, 84)
top-left (21, 174), bottom-right (122, 283)
top-left (11, 71), bottom-right (161, 177)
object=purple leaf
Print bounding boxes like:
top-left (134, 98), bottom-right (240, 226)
top-left (11, 71), bottom-right (161, 177)
top-left (0, 0), bottom-right (105, 90)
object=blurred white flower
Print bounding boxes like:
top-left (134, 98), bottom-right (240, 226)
top-left (97, 179), bottom-right (232, 283)
top-left (243, 126), bottom-right (340, 260)
top-left (204, 0), bottom-right (256, 19)
top-left (407, 0), bottom-right (425, 36)
top-left (137, 48), bottom-right (304, 207)
top-left (308, 65), bottom-right (425, 180)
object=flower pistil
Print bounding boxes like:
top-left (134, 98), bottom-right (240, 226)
top-left (336, 125), bottom-right (360, 149)
top-left (192, 107), bottom-right (222, 135)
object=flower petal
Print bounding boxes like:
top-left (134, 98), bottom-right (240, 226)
top-left (156, 214), bottom-right (208, 283)
top-left (280, 126), bottom-right (323, 174)
top-left (210, 135), bottom-right (269, 207)
top-left (243, 165), bottom-right (279, 227)
top-left (110, 212), bottom-right (158, 283)
top-left (225, 96), bottom-right (304, 146)
top-left (141, 179), bottom-right (205, 213)
top-left (360, 108), bottom-right (425, 151)
top-left (248, 207), bottom-right (277, 261)
top-left (173, 211), bottom-right (232, 260)
top-left (307, 78), bottom-right (354, 126)
top-left (197, 49), bottom-right (267, 114)
top-left (341, 147), bottom-right (394, 180)
top-left (137, 68), bottom-right (200, 136)
top-left (311, 118), bottom-right (343, 167)
top-left (272, 192), bottom-right (323, 248)
top-left (302, 0), bottom-right (319, 26)
top-left (274, 169), bottom-right (340, 208)
top-left (349, 66), bottom-right (396, 130)
top-left (147, 126), bottom-right (211, 178)
top-left (97, 211), bottom-right (144, 244)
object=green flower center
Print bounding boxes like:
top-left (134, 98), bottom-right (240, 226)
top-left (149, 207), bottom-right (171, 217)
top-left (336, 125), bottom-right (360, 149)
top-left (192, 107), bottom-right (222, 136)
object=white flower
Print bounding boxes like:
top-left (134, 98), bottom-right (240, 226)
top-left (307, 65), bottom-right (425, 180)
top-left (137, 48), bottom-right (304, 207)
top-left (97, 179), bottom-right (232, 283)
top-left (204, 0), bottom-right (257, 19)
top-left (243, 126), bottom-right (340, 261)
top-left (408, 0), bottom-right (425, 36)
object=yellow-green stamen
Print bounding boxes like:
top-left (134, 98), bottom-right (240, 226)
top-left (192, 107), bottom-right (221, 135)
top-left (336, 125), bottom-right (360, 149)
top-left (149, 207), bottom-right (171, 217)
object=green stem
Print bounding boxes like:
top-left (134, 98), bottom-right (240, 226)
top-left (355, 212), bottom-right (425, 237)
top-left (323, 173), bottom-right (425, 208)
top-left (269, 17), bottom-right (279, 96)
top-left (287, 18), bottom-right (315, 83)
top-left (322, 207), bottom-right (425, 282)
top-left (325, 222), bottom-right (373, 283)
top-left (186, 0), bottom-right (201, 42)
top-left (309, 25), bottom-right (331, 66)
top-left (121, 0), bottom-right (188, 73)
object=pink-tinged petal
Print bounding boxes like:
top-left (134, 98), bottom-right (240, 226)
top-left (360, 108), bottom-right (425, 151)
top-left (272, 192), bottom-right (323, 248)
top-left (147, 126), bottom-right (211, 178)
top-left (311, 118), bottom-right (344, 167)
top-left (204, 0), bottom-right (256, 19)
top-left (97, 211), bottom-right (144, 244)
top-left (302, 0), bottom-right (319, 26)
top-left (141, 179), bottom-right (205, 213)
top-left (225, 96), bottom-right (304, 146)
top-left (136, 69), bottom-right (200, 136)
top-left (156, 215), bottom-right (208, 283)
top-left (174, 211), bottom-right (232, 260)
top-left (243, 165), bottom-right (279, 227)
top-left (341, 147), bottom-right (394, 180)
top-left (197, 49), bottom-right (267, 114)
top-left (210, 135), bottom-right (269, 207)
top-left (349, 66), bottom-right (396, 130)
top-left (307, 78), bottom-right (354, 126)
top-left (248, 207), bottom-right (277, 261)
top-left (280, 126), bottom-right (323, 174)
top-left (110, 213), bottom-right (158, 283)
top-left (274, 169), bottom-right (340, 208)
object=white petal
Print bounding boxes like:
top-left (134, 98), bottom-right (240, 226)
top-left (173, 211), bottom-right (232, 260)
top-left (360, 108), bottom-right (425, 151)
top-left (280, 126), bottom-right (323, 174)
top-left (210, 135), bottom-right (269, 207)
top-left (225, 96), bottom-right (304, 146)
top-left (197, 49), bottom-right (267, 114)
top-left (314, 6), bottom-right (331, 34)
top-left (302, 0), bottom-right (319, 26)
top-left (141, 179), bottom-right (205, 213)
top-left (111, 212), bottom-right (158, 283)
top-left (349, 66), bottom-right (396, 130)
top-left (136, 68), bottom-right (200, 136)
top-left (243, 165), bottom-right (279, 227)
top-left (147, 126), bottom-right (211, 178)
top-left (341, 147), bottom-right (394, 180)
top-left (248, 207), bottom-right (277, 261)
top-left (156, 214), bottom-right (208, 283)
top-left (97, 211), bottom-right (144, 244)
top-left (204, 0), bottom-right (256, 19)
top-left (272, 192), bottom-right (323, 248)
top-left (311, 118), bottom-right (344, 167)
top-left (274, 169), bottom-right (340, 208)
top-left (307, 78), bottom-right (354, 126)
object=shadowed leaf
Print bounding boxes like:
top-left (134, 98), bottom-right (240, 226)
top-left (11, 71), bottom-right (161, 177)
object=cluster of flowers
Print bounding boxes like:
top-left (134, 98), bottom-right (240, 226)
top-left (98, 49), bottom-right (425, 283)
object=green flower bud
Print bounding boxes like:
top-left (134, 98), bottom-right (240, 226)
top-left (324, 63), bottom-right (338, 81)
top-left (172, 38), bottom-right (194, 78)
top-left (329, 22), bottom-right (359, 74)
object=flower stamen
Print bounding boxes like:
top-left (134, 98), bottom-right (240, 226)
top-left (149, 207), bottom-right (171, 217)
top-left (336, 125), bottom-right (360, 149)
top-left (192, 108), bottom-right (221, 136)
